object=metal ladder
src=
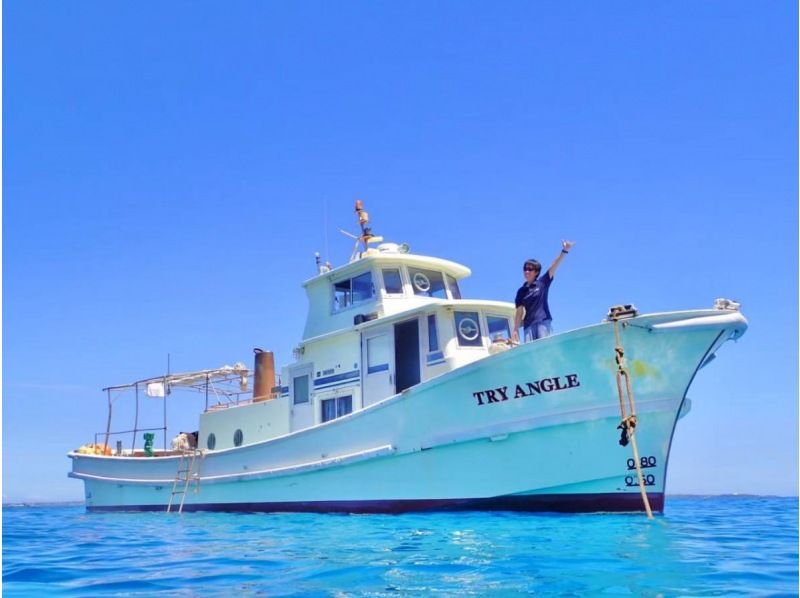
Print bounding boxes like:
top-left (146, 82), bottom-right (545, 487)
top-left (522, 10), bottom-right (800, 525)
top-left (167, 450), bottom-right (201, 513)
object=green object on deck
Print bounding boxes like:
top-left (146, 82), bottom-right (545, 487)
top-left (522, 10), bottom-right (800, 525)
top-left (143, 433), bottom-right (155, 457)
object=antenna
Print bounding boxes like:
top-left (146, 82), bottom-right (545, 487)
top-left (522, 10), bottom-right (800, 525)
top-left (323, 197), bottom-right (329, 267)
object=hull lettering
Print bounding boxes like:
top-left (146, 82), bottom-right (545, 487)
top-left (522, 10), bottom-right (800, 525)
top-left (473, 374), bottom-right (580, 406)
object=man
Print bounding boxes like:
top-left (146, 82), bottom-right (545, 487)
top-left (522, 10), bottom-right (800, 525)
top-left (511, 240), bottom-right (575, 343)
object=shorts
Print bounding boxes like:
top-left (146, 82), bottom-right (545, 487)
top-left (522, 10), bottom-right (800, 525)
top-left (523, 319), bottom-right (552, 342)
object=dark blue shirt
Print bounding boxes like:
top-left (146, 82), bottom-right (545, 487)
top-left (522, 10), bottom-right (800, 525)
top-left (515, 271), bottom-right (553, 327)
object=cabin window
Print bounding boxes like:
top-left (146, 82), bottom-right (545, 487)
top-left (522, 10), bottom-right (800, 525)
top-left (293, 374), bottom-right (309, 404)
top-left (207, 433), bottom-right (216, 450)
top-left (427, 314), bottom-right (439, 352)
top-left (333, 279), bottom-right (352, 309)
top-left (352, 272), bottom-right (373, 303)
top-left (408, 267), bottom-right (447, 299)
top-left (321, 395), bottom-right (353, 423)
top-left (487, 315), bottom-right (511, 341)
top-left (446, 274), bottom-right (462, 299)
top-left (333, 271), bottom-right (374, 311)
top-left (233, 429), bottom-right (244, 447)
top-left (455, 311), bottom-right (482, 347)
top-left (367, 334), bottom-right (391, 374)
top-left (382, 268), bottom-right (404, 294)
top-left (426, 314), bottom-right (445, 365)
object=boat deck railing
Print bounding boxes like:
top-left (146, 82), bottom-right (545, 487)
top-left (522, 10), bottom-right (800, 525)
top-left (94, 426), bottom-right (167, 456)
top-left (92, 368), bottom-right (260, 456)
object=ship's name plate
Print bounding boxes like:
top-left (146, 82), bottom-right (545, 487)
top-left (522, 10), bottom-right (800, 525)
top-left (472, 374), bottom-right (580, 406)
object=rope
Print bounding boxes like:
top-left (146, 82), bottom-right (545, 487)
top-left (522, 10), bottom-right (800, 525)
top-left (610, 313), bottom-right (654, 519)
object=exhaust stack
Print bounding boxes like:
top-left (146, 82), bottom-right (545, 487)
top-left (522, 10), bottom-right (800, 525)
top-left (253, 348), bottom-right (276, 402)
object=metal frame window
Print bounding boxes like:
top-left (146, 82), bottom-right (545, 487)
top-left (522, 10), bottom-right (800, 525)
top-left (446, 274), bottom-right (462, 299)
top-left (382, 268), bottom-right (404, 295)
top-left (408, 267), bottom-right (447, 299)
top-left (454, 311), bottom-right (482, 347)
top-left (293, 374), bottom-right (309, 404)
top-left (427, 314), bottom-right (439, 352)
top-left (321, 395), bottom-right (353, 423)
top-left (426, 313), bottom-right (445, 366)
top-left (367, 334), bottom-right (391, 374)
top-left (333, 271), bottom-right (374, 311)
top-left (486, 314), bottom-right (511, 341)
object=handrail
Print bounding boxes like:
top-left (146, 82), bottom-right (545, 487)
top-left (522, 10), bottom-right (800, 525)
top-left (102, 367), bottom-right (250, 393)
top-left (98, 370), bottom-right (257, 454)
top-left (94, 427), bottom-right (166, 455)
top-left (70, 444), bottom-right (396, 484)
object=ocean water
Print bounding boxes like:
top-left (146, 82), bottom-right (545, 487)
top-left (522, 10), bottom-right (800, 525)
top-left (3, 497), bottom-right (797, 597)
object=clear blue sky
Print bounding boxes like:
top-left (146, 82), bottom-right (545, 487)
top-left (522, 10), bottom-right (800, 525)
top-left (4, 2), bottom-right (797, 502)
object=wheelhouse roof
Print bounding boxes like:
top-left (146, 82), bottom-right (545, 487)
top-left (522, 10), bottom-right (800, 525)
top-left (302, 252), bottom-right (471, 288)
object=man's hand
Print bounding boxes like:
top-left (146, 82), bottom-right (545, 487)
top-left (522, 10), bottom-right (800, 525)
top-left (548, 241), bottom-right (574, 277)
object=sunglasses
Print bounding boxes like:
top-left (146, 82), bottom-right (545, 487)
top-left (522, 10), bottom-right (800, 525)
top-left (523, 267), bottom-right (536, 272)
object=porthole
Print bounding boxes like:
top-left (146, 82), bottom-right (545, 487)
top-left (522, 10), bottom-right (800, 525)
top-left (207, 433), bottom-right (216, 450)
top-left (233, 429), bottom-right (244, 447)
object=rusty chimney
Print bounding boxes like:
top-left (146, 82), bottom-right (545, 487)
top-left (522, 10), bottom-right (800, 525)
top-left (253, 348), bottom-right (275, 402)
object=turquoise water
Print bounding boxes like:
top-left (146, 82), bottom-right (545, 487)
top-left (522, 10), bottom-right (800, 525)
top-left (3, 497), bottom-right (797, 596)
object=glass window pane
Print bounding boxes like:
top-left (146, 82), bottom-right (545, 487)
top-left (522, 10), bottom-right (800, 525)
top-left (337, 395), bottom-right (353, 417)
top-left (367, 334), bottom-right (391, 371)
top-left (352, 272), bottom-right (374, 303)
top-left (382, 269), bottom-right (403, 294)
top-left (293, 375), bottom-right (309, 404)
top-left (455, 311), bottom-right (482, 347)
top-left (427, 314), bottom-right (439, 352)
top-left (446, 275), bottom-right (462, 300)
top-left (321, 398), bottom-right (336, 422)
top-left (333, 279), bottom-right (351, 311)
top-left (487, 315), bottom-right (510, 341)
top-left (409, 268), bottom-right (446, 298)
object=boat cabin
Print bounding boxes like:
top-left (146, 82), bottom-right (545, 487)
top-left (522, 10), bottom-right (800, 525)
top-left (197, 243), bottom-right (516, 451)
top-left (89, 204), bottom-right (517, 457)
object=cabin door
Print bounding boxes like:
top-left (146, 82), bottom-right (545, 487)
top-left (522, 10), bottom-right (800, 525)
top-left (362, 328), bottom-right (394, 407)
top-left (394, 319), bottom-right (420, 393)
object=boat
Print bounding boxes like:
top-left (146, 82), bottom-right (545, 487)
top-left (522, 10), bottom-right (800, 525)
top-left (68, 201), bottom-right (748, 513)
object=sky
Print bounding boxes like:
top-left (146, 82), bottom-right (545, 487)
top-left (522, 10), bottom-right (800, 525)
top-left (3, 1), bottom-right (797, 502)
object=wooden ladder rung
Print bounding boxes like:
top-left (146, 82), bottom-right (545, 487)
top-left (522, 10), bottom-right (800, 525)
top-left (167, 450), bottom-right (201, 513)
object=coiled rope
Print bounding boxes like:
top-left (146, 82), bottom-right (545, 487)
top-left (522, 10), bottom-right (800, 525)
top-left (609, 307), bottom-right (654, 519)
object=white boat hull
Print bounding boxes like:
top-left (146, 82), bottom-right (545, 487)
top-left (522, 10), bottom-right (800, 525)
top-left (69, 309), bottom-right (745, 513)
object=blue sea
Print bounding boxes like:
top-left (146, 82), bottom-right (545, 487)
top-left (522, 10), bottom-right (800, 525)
top-left (3, 497), bottom-right (797, 597)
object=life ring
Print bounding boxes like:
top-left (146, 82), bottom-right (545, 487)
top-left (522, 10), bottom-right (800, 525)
top-left (412, 272), bottom-right (431, 292)
top-left (458, 317), bottom-right (480, 341)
